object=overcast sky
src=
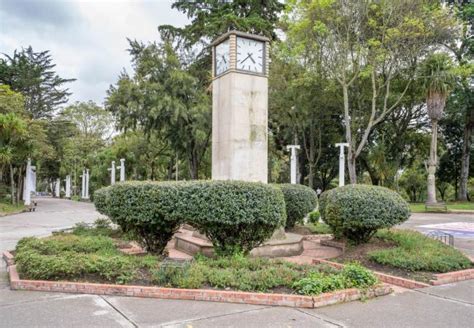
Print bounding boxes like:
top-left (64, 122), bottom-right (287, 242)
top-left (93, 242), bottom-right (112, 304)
top-left (0, 0), bottom-right (189, 105)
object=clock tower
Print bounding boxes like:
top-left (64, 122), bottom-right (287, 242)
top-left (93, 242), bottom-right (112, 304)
top-left (211, 31), bottom-right (270, 183)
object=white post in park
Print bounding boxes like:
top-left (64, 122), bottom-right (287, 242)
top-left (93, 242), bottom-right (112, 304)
top-left (65, 175), bottom-right (71, 198)
top-left (335, 143), bottom-right (349, 187)
top-left (23, 158), bottom-right (32, 206)
top-left (286, 145), bottom-right (301, 184)
top-left (119, 158), bottom-right (125, 182)
top-left (81, 169), bottom-right (86, 199)
top-left (55, 178), bottom-right (60, 198)
top-left (108, 161), bottom-right (116, 185)
top-left (84, 169), bottom-right (90, 199)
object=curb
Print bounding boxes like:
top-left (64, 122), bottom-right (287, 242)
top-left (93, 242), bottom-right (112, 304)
top-left (430, 269), bottom-right (474, 285)
top-left (313, 259), bottom-right (474, 288)
top-left (2, 251), bottom-right (391, 308)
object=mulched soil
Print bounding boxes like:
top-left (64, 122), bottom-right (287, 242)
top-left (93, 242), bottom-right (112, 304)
top-left (333, 237), bottom-right (435, 283)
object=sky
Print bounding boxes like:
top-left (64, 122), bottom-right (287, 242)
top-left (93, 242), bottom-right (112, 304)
top-left (0, 0), bottom-right (189, 105)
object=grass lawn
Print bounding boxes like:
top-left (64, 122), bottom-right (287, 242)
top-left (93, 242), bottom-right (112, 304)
top-left (334, 229), bottom-right (472, 283)
top-left (13, 219), bottom-right (378, 296)
top-left (0, 202), bottom-right (26, 216)
top-left (410, 202), bottom-right (474, 213)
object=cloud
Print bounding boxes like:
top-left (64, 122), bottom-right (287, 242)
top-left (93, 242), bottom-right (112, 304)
top-left (0, 0), bottom-right (189, 106)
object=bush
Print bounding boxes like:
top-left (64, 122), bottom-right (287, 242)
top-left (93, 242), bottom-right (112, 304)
top-left (277, 184), bottom-right (318, 228)
top-left (177, 181), bottom-right (286, 255)
top-left (292, 262), bottom-right (377, 295)
top-left (93, 182), bottom-right (184, 254)
top-left (151, 254), bottom-right (326, 292)
top-left (14, 235), bottom-right (158, 284)
top-left (369, 229), bottom-right (472, 273)
top-left (94, 180), bottom-right (286, 256)
top-left (308, 210), bottom-right (320, 224)
top-left (320, 185), bottom-right (410, 243)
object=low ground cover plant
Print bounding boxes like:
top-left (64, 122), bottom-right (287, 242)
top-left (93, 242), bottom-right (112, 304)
top-left (369, 229), bottom-right (472, 273)
top-left (320, 185), bottom-right (410, 243)
top-left (94, 181), bottom-right (286, 256)
top-left (277, 184), bottom-right (317, 229)
top-left (13, 233), bottom-right (379, 295)
top-left (15, 234), bottom-right (158, 284)
top-left (292, 263), bottom-right (377, 295)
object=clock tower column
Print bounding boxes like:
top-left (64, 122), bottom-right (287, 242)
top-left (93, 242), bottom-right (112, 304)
top-left (211, 31), bottom-right (270, 183)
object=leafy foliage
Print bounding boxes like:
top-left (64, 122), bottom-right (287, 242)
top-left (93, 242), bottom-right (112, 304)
top-left (320, 185), bottom-right (410, 243)
top-left (15, 234), bottom-right (158, 284)
top-left (292, 263), bottom-right (377, 296)
top-left (94, 180), bottom-right (286, 255)
top-left (369, 230), bottom-right (472, 273)
top-left (0, 47), bottom-right (75, 119)
top-left (277, 184), bottom-right (317, 228)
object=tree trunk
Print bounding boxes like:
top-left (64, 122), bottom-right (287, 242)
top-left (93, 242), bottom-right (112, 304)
top-left (9, 164), bottom-right (15, 205)
top-left (426, 119), bottom-right (438, 204)
top-left (458, 121), bottom-right (472, 201)
top-left (347, 150), bottom-right (357, 184)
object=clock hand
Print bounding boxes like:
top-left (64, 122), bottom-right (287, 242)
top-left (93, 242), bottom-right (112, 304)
top-left (240, 54), bottom-right (251, 64)
top-left (221, 55), bottom-right (227, 64)
top-left (248, 53), bottom-right (256, 64)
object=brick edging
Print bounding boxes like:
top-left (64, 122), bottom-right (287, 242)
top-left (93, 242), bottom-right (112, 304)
top-left (430, 269), bottom-right (474, 285)
top-left (313, 259), bottom-right (431, 289)
top-left (2, 251), bottom-right (391, 308)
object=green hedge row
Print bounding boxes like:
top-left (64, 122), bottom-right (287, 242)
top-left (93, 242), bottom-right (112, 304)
top-left (277, 184), bottom-right (318, 228)
top-left (320, 185), bottom-right (410, 243)
top-left (94, 181), bottom-right (286, 255)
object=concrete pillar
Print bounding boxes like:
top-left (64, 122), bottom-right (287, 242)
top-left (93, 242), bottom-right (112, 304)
top-left (108, 161), bottom-right (116, 185)
top-left (84, 169), bottom-right (90, 199)
top-left (119, 158), bottom-right (125, 182)
top-left (81, 170), bottom-right (86, 199)
top-left (65, 175), bottom-right (71, 198)
top-left (23, 158), bottom-right (32, 206)
top-left (335, 143), bottom-right (349, 187)
top-left (286, 145), bottom-right (301, 184)
top-left (55, 178), bottom-right (60, 198)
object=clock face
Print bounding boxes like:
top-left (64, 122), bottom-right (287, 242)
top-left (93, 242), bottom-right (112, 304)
top-left (215, 39), bottom-right (230, 76)
top-left (236, 37), bottom-right (264, 73)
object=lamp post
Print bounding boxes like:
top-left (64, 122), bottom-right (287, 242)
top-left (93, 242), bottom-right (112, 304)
top-left (335, 143), bottom-right (349, 187)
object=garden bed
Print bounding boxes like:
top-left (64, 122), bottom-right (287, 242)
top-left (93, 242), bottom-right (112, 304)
top-left (2, 221), bottom-right (391, 308)
top-left (330, 229), bottom-right (473, 284)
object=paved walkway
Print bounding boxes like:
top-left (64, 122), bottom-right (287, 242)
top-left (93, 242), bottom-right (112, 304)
top-left (0, 198), bottom-right (473, 327)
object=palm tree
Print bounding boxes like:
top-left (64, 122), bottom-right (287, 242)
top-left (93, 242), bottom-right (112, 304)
top-left (419, 53), bottom-right (455, 204)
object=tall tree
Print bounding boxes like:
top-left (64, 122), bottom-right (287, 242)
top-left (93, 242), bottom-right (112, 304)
top-left (0, 47), bottom-right (75, 119)
top-left (419, 53), bottom-right (455, 204)
top-left (106, 39), bottom-right (210, 179)
top-left (442, 1), bottom-right (474, 200)
top-left (286, 0), bottom-right (456, 183)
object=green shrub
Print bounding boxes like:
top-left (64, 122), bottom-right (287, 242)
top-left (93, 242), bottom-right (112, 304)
top-left (341, 263), bottom-right (378, 288)
top-left (93, 182), bottom-right (184, 254)
top-left (14, 235), bottom-right (158, 284)
top-left (277, 184), bottom-right (317, 228)
top-left (320, 185), bottom-right (410, 243)
top-left (182, 181), bottom-right (286, 255)
top-left (152, 254), bottom-right (321, 292)
top-left (308, 210), bottom-right (321, 224)
top-left (94, 181), bottom-right (286, 256)
top-left (369, 230), bottom-right (472, 273)
top-left (292, 263), bottom-right (377, 295)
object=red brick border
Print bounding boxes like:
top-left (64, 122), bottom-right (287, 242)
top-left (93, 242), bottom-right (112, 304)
top-left (430, 269), bottom-right (474, 286)
top-left (313, 259), bottom-right (431, 289)
top-left (2, 251), bottom-right (391, 308)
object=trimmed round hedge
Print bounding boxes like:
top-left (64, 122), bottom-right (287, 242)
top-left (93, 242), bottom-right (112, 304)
top-left (93, 182), bottom-right (184, 254)
top-left (319, 185), bottom-right (410, 243)
top-left (276, 184), bottom-right (318, 229)
top-left (94, 181), bottom-right (286, 255)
